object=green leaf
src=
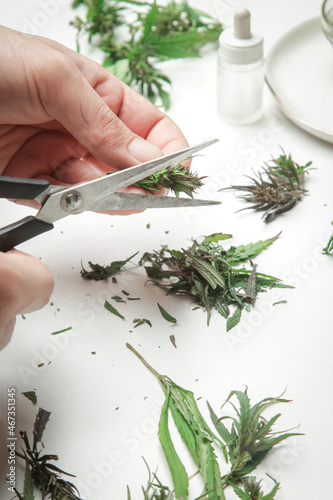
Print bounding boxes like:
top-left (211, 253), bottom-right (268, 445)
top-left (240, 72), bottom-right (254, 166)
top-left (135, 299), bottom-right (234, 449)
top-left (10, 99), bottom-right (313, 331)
top-left (22, 391), bottom-right (37, 405)
top-left (23, 456), bottom-right (35, 500)
top-left (50, 326), bottom-right (72, 335)
top-left (226, 234), bottom-right (280, 266)
top-left (226, 307), bottom-right (242, 331)
top-left (105, 58), bottom-right (130, 83)
top-left (104, 300), bottom-right (125, 320)
top-left (81, 252), bottom-right (138, 281)
top-left (142, 1), bottom-right (158, 41)
top-left (205, 442), bottom-right (225, 500)
top-left (168, 397), bottom-right (199, 467)
top-left (158, 391), bottom-right (189, 500)
top-left (202, 233), bottom-right (233, 245)
top-left (133, 318), bottom-right (152, 328)
top-left (157, 303), bottom-right (177, 324)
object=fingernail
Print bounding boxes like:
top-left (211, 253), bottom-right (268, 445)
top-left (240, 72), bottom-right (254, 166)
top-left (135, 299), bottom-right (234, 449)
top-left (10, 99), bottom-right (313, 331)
top-left (127, 138), bottom-right (162, 162)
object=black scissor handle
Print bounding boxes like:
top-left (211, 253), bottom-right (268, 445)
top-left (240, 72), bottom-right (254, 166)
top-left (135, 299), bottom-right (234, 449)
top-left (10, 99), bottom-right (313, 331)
top-left (0, 216), bottom-right (53, 252)
top-left (0, 176), bottom-right (50, 200)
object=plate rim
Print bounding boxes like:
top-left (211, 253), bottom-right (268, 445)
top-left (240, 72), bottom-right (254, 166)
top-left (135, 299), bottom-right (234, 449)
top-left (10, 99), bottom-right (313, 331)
top-left (265, 17), bottom-right (333, 144)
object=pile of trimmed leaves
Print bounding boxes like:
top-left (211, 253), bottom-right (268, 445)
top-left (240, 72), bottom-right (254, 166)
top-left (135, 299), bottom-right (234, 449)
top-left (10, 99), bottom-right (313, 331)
top-left (223, 151), bottom-right (312, 223)
top-left (71, 0), bottom-right (222, 108)
top-left (127, 344), bottom-right (303, 500)
top-left (140, 232), bottom-right (292, 331)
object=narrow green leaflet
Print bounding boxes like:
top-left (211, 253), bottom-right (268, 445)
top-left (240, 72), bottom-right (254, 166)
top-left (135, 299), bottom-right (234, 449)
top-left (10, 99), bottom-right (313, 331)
top-left (104, 300), bottom-right (125, 320)
top-left (23, 456), bottom-right (35, 500)
top-left (158, 303), bottom-right (177, 324)
top-left (323, 221), bottom-right (333, 254)
top-left (226, 307), bottom-right (242, 332)
top-left (158, 391), bottom-right (189, 499)
top-left (50, 326), bottom-right (73, 336)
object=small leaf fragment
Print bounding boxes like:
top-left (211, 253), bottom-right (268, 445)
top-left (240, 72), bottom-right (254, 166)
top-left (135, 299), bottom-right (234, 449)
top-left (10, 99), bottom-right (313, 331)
top-left (104, 300), bottom-right (125, 320)
top-left (157, 303), bottom-right (177, 324)
top-left (50, 326), bottom-right (72, 335)
top-left (22, 391), bottom-right (37, 406)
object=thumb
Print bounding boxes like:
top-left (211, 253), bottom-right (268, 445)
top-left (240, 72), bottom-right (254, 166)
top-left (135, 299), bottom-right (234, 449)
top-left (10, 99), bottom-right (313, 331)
top-left (0, 250), bottom-right (54, 350)
top-left (41, 56), bottom-right (162, 169)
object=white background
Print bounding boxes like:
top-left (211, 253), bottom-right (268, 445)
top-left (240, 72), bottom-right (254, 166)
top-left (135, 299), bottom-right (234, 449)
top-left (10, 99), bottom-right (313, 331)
top-left (0, 1), bottom-right (332, 499)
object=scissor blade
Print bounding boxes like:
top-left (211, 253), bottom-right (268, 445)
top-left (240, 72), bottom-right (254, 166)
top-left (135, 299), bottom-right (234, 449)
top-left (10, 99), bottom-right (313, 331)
top-left (36, 138), bottom-right (218, 224)
top-left (77, 138), bottom-right (219, 203)
top-left (90, 192), bottom-right (221, 211)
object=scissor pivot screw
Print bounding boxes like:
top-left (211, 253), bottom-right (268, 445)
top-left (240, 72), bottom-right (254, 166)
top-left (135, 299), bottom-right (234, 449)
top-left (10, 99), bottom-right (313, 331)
top-left (60, 190), bottom-right (83, 213)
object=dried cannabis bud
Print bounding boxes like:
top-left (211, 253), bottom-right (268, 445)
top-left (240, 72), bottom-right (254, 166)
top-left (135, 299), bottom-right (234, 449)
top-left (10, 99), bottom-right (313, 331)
top-left (135, 162), bottom-right (205, 198)
top-left (140, 232), bottom-right (292, 330)
top-left (14, 408), bottom-right (81, 500)
top-left (223, 151), bottom-right (312, 223)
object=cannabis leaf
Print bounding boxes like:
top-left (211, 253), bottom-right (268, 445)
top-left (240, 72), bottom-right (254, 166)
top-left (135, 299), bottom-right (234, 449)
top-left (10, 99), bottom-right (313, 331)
top-left (71, 0), bottom-right (222, 108)
top-left (207, 389), bottom-right (303, 483)
top-left (81, 252), bottom-right (138, 280)
top-left (222, 151), bottom-right (312, 223)
top-left (127, 343), bottom-right (225, 500)
top-left (140, 233), bottom-right (292, 329)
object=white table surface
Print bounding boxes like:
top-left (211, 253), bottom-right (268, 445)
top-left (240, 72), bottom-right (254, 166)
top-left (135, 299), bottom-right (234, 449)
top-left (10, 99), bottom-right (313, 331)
top-left (0, 1), bottom-right (332, 499)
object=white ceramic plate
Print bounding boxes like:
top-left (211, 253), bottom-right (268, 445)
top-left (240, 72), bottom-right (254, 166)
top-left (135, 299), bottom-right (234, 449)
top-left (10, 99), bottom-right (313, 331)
top-left (266, 18), bottom-right (333, 143)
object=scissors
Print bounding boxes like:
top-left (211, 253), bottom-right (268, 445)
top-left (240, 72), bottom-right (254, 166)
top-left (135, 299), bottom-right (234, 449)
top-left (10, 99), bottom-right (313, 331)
top-left (0, 138), bottom-right (220, 252)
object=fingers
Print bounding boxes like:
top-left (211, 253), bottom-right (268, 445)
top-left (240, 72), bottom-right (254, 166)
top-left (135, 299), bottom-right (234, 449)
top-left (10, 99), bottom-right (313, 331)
top-left (0, 250), bottom-right (54, 350)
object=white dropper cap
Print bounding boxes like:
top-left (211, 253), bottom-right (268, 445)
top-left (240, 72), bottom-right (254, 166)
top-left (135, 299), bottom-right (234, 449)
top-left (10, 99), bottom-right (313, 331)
top-left (218, 9), bottom-right (263, 64)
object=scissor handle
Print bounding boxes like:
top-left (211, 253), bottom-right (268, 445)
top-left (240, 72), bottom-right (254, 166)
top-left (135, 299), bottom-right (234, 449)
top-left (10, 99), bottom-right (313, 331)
top-left (0, 216), bottom-right (53, 252)
top-left (0, 176), bottom-right (50, 199)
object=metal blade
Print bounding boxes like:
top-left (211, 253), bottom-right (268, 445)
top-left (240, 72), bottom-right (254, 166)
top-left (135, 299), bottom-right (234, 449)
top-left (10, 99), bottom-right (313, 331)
top-left (88, 192), bottom-right (221, 211)
top-left (36, 138), bottom-right (219, 224)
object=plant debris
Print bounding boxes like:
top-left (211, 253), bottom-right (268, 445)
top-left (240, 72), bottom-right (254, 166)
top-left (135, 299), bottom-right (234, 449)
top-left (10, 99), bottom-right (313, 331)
top-left (323, 221), bottom-right (333, 254)
top-left (140, 232), bottom-right (292, 330)
top-left (133, 318), bottom-right (152, 328)
top-left (158, 303), bottom-right (177, 324)
top-left (127, 344), bottom-right (303, 500)
top-left (81, 252), bottom-right (138, 280)
top-left (14, 408), bottom-right (81, 500)
top-left (71, 0), bottom-right (222, 108)
top-left (222, 151), bottom-right (312, 223)
top-left (22, 391), bottom-right (37, 406)
top-left (51, 326), bottom-right (73, 336)
top-left (104, 299), bottom-right (125, 319)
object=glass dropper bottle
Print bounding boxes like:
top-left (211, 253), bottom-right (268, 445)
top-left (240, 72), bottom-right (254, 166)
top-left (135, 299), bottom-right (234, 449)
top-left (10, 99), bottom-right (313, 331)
top-left (217, 8), bottom-right (264, 124)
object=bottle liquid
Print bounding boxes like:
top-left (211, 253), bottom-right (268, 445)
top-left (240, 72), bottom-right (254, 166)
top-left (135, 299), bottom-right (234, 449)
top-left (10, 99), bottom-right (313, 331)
top-left (217, 9), bottom-right (264, 124)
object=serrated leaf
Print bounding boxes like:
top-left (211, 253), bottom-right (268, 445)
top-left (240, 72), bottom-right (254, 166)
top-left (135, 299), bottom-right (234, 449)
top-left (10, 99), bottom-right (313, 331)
top-left (34, 408), bottom-right (51, 444)
top-left (226, 307), bottom-right (242, 331)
